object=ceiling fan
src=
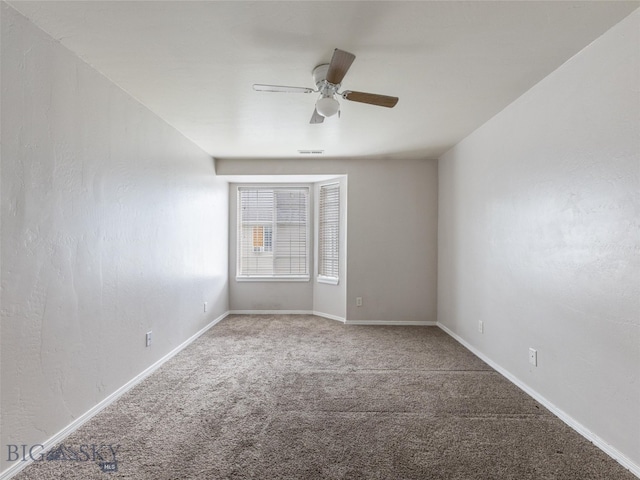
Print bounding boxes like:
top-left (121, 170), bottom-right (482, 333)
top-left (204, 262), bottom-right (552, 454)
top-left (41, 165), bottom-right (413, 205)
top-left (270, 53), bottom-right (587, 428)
top-left (253, 48), bottom-right (399, 124)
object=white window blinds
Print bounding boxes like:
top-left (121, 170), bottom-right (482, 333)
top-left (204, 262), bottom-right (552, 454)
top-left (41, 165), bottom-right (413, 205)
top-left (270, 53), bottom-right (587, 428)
top-left (238, 187), bottom-right (309, 279)
top-left (318, 183), bottom-right (340, 282)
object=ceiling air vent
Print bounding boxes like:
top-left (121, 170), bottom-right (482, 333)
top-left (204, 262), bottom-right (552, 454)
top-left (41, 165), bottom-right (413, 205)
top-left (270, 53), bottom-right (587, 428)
top-left (298, 150), bottom-right (324, 155)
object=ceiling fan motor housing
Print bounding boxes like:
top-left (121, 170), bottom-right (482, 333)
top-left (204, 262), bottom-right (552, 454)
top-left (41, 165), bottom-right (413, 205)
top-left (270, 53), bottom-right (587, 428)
top-left (312, 64), bottom-right (332, 89)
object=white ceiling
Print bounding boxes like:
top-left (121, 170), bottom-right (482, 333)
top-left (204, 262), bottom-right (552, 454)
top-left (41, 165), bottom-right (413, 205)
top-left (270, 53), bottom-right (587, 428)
top-left (8, 1), bottom-right (639, 160)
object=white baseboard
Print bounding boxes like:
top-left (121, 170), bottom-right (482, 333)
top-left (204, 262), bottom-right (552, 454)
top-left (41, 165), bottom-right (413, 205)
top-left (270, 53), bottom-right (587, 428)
top-left (436, 322), bottom-right (640, 478)
top-left (228, 310), bottom-right (314, 315)
top-left (346, 320), bottom-right (437, 326)
top-left (312, 311), bottom-right (346, 323)
top-left (0, 311), bottom-right (231, 480)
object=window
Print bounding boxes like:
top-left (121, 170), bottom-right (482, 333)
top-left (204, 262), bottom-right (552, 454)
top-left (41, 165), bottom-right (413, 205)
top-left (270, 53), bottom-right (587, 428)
top-left (237, 187), bottom-right (309, 280)
top-left (318, 183), bottom-right (340, 284)
top-left (252, 225), bottom-right (272, 252)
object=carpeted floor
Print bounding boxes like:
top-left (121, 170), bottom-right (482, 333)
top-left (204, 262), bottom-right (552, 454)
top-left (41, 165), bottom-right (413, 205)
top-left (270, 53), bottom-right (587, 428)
top-left (14, 315), bottom-right (636, 479)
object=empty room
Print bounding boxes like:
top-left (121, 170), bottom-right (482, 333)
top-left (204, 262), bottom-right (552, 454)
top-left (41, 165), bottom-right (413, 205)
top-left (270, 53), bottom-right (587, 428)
top-left (1, 1), bottom-right (638, 479)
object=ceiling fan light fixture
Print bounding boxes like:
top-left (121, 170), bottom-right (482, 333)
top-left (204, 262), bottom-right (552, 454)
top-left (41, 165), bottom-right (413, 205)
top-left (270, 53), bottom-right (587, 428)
top-left (315, 96), bottom-right (340, 118)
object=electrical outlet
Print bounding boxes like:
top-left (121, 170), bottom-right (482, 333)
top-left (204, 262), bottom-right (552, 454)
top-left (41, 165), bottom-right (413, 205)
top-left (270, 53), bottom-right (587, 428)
top-left (478, 321), bottom-right (484, 333)
top-left (146, 331), bottom-right (152, 347)
top-left (356, 297), bottom-right (363, 307)
top-left (204, 302), bottom-right (208, 313)
top-left (529, 348), bottom-right (537, 366)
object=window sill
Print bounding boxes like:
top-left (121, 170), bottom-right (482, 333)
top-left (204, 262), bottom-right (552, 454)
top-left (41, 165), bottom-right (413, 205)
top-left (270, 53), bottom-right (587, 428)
top-left (317, 276), bottom-right (339, 285)
top-left (236, 276), bottom-right (310, 283)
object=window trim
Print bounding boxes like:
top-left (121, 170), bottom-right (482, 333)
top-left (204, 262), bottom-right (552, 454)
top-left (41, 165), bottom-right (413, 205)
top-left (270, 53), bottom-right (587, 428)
top-left (236, 184), bottom-right (311, 282)
top-left (317, 275), bottom-right (339, 285)
top-left (236, 276), bottom-right (310, 283)
top-left (317, 181), bottom-right (340, 285)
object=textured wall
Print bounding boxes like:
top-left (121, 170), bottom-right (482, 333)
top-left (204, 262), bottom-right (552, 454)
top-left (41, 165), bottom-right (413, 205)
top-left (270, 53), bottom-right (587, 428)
top-left (438, 10), bottom-right (639, 468)
top-left (1, 4), bottom-right (229, 474)
top-left (218, 157), bottom-right (438, 323)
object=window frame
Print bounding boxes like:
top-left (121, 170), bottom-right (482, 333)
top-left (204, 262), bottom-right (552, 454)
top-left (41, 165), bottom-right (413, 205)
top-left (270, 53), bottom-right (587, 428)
top-left (317, 182), bottom-right (340, 286)
top-left (236, 185), bottom-right (311, 282)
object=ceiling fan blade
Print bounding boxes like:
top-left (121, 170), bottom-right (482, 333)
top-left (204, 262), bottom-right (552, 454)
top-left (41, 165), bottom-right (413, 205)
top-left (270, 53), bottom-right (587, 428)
top-left (326, 49), bottom-right (356, 85)
top-left (253, 84), bottom-right (315, 93)
top-left (310, 108), bottom-right (325, 124)
top-left (342, 90), bottom-right (399, 108)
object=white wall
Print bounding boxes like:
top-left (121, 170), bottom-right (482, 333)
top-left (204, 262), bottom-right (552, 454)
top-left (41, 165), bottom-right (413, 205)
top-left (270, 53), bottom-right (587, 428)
top-left (218, 157), bottom-right (439, 323)
top-left (0, 4), bottom-right (229, 475)
top-left (438, 10), bottom-right (639, 470)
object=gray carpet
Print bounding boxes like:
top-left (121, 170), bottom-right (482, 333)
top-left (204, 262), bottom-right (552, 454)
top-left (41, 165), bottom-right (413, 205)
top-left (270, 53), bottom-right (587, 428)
top-left (14, 315), bottom-right (636, 479)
